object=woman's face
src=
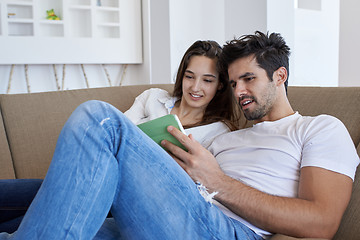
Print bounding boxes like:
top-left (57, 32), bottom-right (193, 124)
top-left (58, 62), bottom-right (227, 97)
top-left (181, 55), bottom-right (220, 111)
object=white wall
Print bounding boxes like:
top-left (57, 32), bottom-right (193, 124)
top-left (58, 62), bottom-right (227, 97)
top-left (169, 0), bottom-right (268, 83)
top-left (169, 0), bottom-right (225, 82)
top-left (145, 0), bottom-right (171, 84)
top-left (293, 0), bottom-right (340, 87)
top-left (224, 0), bottom-right (267, 40)
top-left (267, 0), bottom-right (344, 87)
top-left (339, 0), bottom-right (360, 86)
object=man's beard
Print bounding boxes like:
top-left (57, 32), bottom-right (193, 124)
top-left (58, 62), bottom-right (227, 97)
top-left (239, 94), bottom-right (274, 121)
top-left (242, 104), bottom-right (269, 120)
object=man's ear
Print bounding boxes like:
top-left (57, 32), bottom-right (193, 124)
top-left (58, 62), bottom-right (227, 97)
top-left (273, 67), bottom-right (288, 86)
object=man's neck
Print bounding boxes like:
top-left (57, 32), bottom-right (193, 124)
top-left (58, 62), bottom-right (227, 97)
top-left (254, 96), bottom-right (294, 124)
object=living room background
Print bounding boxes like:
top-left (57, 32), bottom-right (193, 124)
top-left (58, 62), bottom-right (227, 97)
top-left (0, 0), bottom-right (359, 94)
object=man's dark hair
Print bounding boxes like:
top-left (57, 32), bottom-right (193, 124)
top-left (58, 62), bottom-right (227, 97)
top-left (219, 31), bottom-right (291, 92)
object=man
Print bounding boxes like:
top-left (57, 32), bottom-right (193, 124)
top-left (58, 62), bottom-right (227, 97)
top-left (2, 32), bottom-right (358, 240)
top-left (162, 31), bottom-right (359, 238)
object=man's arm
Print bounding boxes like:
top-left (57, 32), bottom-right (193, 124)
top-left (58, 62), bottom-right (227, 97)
top-left (161, 126), bottom-right (353, 239)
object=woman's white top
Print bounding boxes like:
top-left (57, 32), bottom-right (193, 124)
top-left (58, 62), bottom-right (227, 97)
top-left (124, 88), bottom-right (230, 148)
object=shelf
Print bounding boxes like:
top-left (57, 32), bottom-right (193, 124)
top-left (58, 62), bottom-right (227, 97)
top-left (8, 18), bottom-right (33, 23)
top-left (96, 6), bottom-right (119, 12)
top-left (97, 22), bottom-right (120, 27)
top-left (37, 1), bottom-right (63, 22)
top-left (39, 20), bottom-right (64, 25)
top-left (8, 22), bottom-right (33, 36)
top-left (96, 25), bottom-right (119, 38)
top-left (38, 20), bottom-right (64, 37)
top-left (97, 0), bottom-right (119, 8)
top-left (0, 0), bottom-right (143, 64)
top-left (69, 5), bottom-right (91, 10)
top-left (6, 2), bottom-right (33, 7)
top-left (38, 23), bottom-right (64, 37)
top-left (96, 9), bottom-right (119, 25)
top-left (7, 4), bottom-right (33, 19)
top-left (68, 8), bottom-right (92, 38)
top-left (70, 0), bottom-right (91, 6)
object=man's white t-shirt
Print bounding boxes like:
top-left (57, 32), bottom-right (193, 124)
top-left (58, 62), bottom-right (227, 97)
top-left (208, 112), bottom-right (359, 238)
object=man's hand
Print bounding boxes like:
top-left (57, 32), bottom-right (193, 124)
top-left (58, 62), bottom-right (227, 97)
top-left (161, 126), bottom-right (225, 189)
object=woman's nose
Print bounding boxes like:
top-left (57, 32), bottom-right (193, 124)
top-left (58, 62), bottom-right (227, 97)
top-left (191, 79), bottom-right (201, 91)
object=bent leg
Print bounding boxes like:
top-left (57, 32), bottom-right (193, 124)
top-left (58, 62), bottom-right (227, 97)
top-left (10, 101), bottom-right (122, 239)
top-left (3, 100), bottom-right (261, 240)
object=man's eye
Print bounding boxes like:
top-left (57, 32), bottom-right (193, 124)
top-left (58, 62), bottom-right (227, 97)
top-left (245, 77), bottom-right (255, 81)
top-left (204, 79), bottom-right (213, 83)
top-left (230, 80), bottom-right (236, 88)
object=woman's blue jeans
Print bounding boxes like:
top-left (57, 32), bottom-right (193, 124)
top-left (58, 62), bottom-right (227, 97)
top-left (0, 100), bottom-right (262, 240)
top-left (0, 179), bottom-right (42, 233)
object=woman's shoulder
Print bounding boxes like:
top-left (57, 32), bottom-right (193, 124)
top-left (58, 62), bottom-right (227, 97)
top-left (141, 88), bottom-right (171, 97)
top-left (186, 122), bottom-right (230, 139)
top-left (186, 121), bottom-right (230, 148)
top-left (134, 88), bottom-right (172, 103)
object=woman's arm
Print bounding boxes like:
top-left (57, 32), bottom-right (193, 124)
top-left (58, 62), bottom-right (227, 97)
top-left (123, 90), bottom-right (150, 124)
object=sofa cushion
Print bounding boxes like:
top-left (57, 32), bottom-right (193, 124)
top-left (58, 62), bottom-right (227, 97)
top-left (0, 84), bottom-right (173, 179)
top-left (0, 109), bottom-right (15, 179)
top-left (287, 87), bottom-right (360, 147)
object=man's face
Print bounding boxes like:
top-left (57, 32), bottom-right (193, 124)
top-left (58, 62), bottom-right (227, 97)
top-left (228, 55), bottom-right (277, 122)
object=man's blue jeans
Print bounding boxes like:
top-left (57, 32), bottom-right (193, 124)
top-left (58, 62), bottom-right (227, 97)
top-left (0, 100), bottom-right (262, 240)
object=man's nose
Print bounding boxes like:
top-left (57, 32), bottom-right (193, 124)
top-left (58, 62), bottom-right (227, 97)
top-left (233, 81), bottom-right (246, 98)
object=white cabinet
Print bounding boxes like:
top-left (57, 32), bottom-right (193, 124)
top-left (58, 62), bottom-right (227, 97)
top-left (0, 0), bottom-right (142, 64)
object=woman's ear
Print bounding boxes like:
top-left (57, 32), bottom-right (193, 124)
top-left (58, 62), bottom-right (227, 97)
top-left (217, 82), bottom-right (224, 91)
top-left (273, 67), bottom-right (287, 86)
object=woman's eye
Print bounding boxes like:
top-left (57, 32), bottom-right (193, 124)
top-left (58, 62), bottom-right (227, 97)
top-left (185, 75), bottom-right (193, 79)
top-left (204, 79), bottom-right (213, 83)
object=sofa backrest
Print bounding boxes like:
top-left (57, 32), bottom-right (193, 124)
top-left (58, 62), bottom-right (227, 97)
top-left (287, 87), bottom-right (360, 147)
top-left (0, 84), bottom-right (173, 179)
top-left (0, 108), bottom-right (15, 179)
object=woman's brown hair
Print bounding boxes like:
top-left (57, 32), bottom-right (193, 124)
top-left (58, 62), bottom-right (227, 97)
top-left (172, 40), bottom-right (243, 131)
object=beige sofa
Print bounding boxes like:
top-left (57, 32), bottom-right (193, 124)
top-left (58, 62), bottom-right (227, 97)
top-left (0, 84), bottom-right (359, 239)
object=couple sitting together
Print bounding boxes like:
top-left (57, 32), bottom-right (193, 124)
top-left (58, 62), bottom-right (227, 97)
top-left (0, 31), bottom-right (359, 240)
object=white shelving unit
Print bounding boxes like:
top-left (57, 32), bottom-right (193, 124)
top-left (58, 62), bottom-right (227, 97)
top-left (0, 0), bottom-right (142, 64)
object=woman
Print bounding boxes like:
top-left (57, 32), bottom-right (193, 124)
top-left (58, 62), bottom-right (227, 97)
top-left (0, 40), bottom-right (243, 237)
top-left (125, 40), bottom-right (242, 148)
